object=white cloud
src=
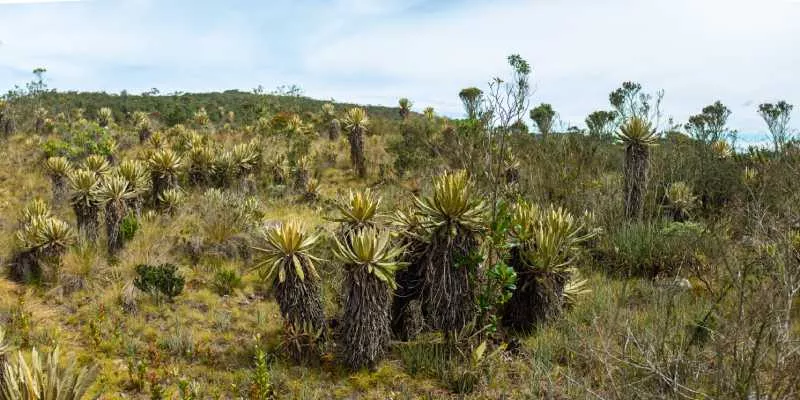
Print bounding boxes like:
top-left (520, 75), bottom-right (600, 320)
top-left (302, 0), bottom-right (800, 134)
top-left (0, 0), bottom-right (797, 137)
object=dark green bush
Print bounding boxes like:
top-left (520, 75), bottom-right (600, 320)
top-left (120, 213), bottom-right (139, 242)
top-left (134, 263), bottom-right (185, 301)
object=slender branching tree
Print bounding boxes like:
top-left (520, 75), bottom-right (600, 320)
top-left (758, 101), bottom-right (794, 153)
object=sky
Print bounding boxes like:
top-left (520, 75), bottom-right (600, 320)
top-left (0, 0), bottom-right (798, 141)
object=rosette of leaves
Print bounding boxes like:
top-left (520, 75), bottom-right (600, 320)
top-left (502, 203), bottom-right (596, 332)
top-left (12, 213), bottom-right (74, 283)
top-left (147, 148), bottom-right (182, 207)
top-left (67, 169), bottom-right (101, 241)
top-left (43, 156), bottom-right (72, 203)
top-left (332, 188), bottom-right (382, 239)
top-left (665, 182), bottom-right (697, 222)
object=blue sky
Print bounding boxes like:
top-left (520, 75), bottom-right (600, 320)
top-left (0, 0), bottom-right (798, 141)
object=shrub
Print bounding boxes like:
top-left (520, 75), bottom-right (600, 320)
top-left (120, 213), bottom-right (139, 242)
top-left (40, 120), bottom-right (117, 160)
top-left (212, 268), bottom-right (243, 296)
top-left (605, 221), bottom-right (707, 278)
top-left (133, 263), bottom-right (185, 301)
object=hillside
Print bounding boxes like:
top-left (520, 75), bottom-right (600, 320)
top-left (0, 74), bottom-right (798, 399)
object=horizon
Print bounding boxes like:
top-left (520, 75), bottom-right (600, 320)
top-left (1, 0), bottom-right (798, 144)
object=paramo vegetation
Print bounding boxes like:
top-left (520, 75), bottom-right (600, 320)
top-left (0, 57), bottom-right (798, 399)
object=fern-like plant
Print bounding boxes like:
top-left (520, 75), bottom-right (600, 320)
top-left (44, 157), bottom-right (72, 203)
top-left (415, 170), bottom-right (487, 334)
top-left (617, 117), bottom-right (658, 219)
top-left (252, 220), bottom-right (326, 350)
top-left (343, 108), bottom-right (369, 178)
top-left (503, 203), bottom-right (596, 332)
top-left (147, 148), bottom-right (182, 207)
top-left (68, 169), bottom-right (101, 241)
top-left (95, 175), bottom-right (135, 256)
top-left (333, 228), bottom-right (405, 370)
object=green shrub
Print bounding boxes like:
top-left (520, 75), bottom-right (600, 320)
top-left (212, 268), bottom-right (243, 296)
top-left (40, 120), bottom-right (117, 160)
top-left (133, 263), bottom-right (185, 301)
top-left (120, 213), bottom-right (139, 242)
top-left (605, 221), bottom-right (707, 277)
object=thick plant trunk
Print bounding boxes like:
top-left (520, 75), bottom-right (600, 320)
top-left (188, 167), bottom-right (211, 187)
top-left (73, 202), bottom-right (100, 241)
top-left (10, 246), bottom-right (66, 283)
top-left (106, 202), bottom-right (127, 256)
top-left (151, 173), bottom-right (176, 207)
top-left (348, 127), bottom-right (367, 178)
top-left (139, 127), bottom-right (151, 144)
top-left (274, 258), bottom-right (325, 331)
top-left (421, 229), bottom-right (478, 334)
top-left (338, 268), bottom-right (391, 371)
top-left (274, 258), bottom-right (326, 362)
top-left (624, 143), bottom-right (649, 220)
top-left (51, 175), bottom-right (67, 204)
top-left (3, 118), bottom-right (15, 137)
top-left (391, 243), bottom-right (425, 340)
top-left (10, 249), bottom-right (40, 283)
top-left (502, 249), bottom-right (567, 332)
top-left (328, 119), bottom-right (341, 140)
top-left (294, 168), bottom-right (309, 191)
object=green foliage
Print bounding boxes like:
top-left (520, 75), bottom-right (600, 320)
top-left (758, 100), bottom-right (794, 152)
top-left (133, 263), bottom-right (185, 301)
top-left (389, 116), bottom-right (440, 176)
top-left (332, 228), bottom-right (405, 289)
top-left (684, 101), bottom-right (732, 144)
top-left (529, 103), bottom-right (556, 135)
top-left (120, 213), bottom-right (139, 242)
top-left (40, 120), bottom-right (117, 160)
top-left (212, 268), bottom-right (243, 296)
top-left (249, 346), bottom-right (275, 399)
top-left (415, 170), bottom-right (487, 234)
top-left (396, 339), bottom-right (502, 394)
top-left (251, 220), bottom-right (322, 286)
top-left (606, 221), bottom-right (707, 277)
